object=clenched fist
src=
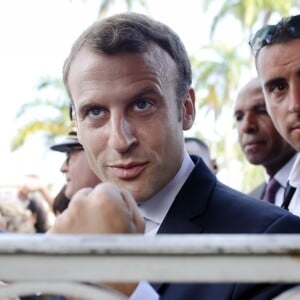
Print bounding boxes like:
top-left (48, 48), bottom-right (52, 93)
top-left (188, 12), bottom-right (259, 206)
top-left (49, 182), bottom-right (145, 234)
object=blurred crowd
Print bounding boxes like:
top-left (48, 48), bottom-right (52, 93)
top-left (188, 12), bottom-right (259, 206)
top-left (0, 174), bottom-right (55, 233)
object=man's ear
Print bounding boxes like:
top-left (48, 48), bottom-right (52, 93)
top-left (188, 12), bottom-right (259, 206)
top-left (182, 88), bottom-right (196, 130)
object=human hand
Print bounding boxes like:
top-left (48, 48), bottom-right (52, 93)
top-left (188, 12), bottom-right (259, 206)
top-left (18, 174), bottom-right (46, 199)
top-left (0, 281), bottom-right (20, 300)
top-left (48, 182), bottom-right (145, 234)
top-left (48, 182), bottom-right (145, 297)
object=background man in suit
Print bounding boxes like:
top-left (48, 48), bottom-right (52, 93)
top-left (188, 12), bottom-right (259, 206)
top-left (184, 136), bottom-right (218, 174)
top-left (234, 77), bottom-right (296, 204)
top-left (250, 14), bottom-right (300, 215)
top-left (49, 12), bottom-right (300, 299)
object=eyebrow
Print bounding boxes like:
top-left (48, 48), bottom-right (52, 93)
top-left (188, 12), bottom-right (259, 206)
top-left (252, 103), bottom-right (267, 109)
top-left (233, 109), bottom-right (241, 117)
top-left (263, 77), bottom-right (285, 90)
top-left (132, 86), bottom-right (162, 99)
top-left (233, 103), bottom-right (266, 115)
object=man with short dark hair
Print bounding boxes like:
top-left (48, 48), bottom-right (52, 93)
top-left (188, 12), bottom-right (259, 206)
top-left (184, 137), bottom-right (218, 174)
top-left (49, 12), bottom-right (300, 299)
top-left (250, 14), bottom-right (300, 214)
top-left (234, 77), bottom-right (297, 205)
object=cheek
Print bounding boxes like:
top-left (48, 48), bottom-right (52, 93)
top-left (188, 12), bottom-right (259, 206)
top-left (69, 159), bottom-right (80, 174)
top-left (265, 104), bottom-right (281, 125)
top-left (163, 119), bottom-right (184, 151)
top-left (137, 120), bottom-right (173, 158)
top-left (81, 134), bottom-right (106, 175)
top-left (81, 131), bottom-right (103, 155)
top-left (236, 125), bottom-right (243, 139)
top-left (268, 114), bottom-right (286, 138)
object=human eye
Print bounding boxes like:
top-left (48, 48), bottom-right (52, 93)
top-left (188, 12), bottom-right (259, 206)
top-left (267, 79), bottom-right (288, 94)
top-left (133, 99), bottom-right (153, 112)
top-left (256, 105), bottom-right (268, 114)
top-left (87, 106), bottom-right (103, 117)
top-left (82, 105), bottom-right (107, 122)
top-left (234, 112), bottom-right (243, 122)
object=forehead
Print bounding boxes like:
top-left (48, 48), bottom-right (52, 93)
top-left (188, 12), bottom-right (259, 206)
top-left (257, 39), bottom-right (300, 83)
top-left (235, 80), bottom-right (264, 110)
top-left (68, 45), bottom-right (177, 92)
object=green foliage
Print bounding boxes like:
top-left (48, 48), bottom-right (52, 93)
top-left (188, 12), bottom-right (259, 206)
top-left (96, 0), bottom-right (148, 18)
top-left (10, 120), bottom-right (69, 151)
top-left (191, 43), bottom-right (249, 119)
top-left (13, 0), bottom-right (299, 192)
top-left (11, 0), bottom-right (148, 153)
top-left (11, 77), bottom-right (71, 151)
top-left (194, 0), bottom-right (299, 191)
top-left (202, 0), bottom-right (298, 38)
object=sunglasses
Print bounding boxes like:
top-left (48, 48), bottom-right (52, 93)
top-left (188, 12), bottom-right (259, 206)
top-left (249, 14), bottom-right (300, 56)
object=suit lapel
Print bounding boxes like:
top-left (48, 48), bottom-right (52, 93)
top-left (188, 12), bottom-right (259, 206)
top-left (249, 182), bottom-right (266, 200)
top-left (158, 155), bottom-right (216, 234)
top-left (152, 156), bottom-right (217, 293)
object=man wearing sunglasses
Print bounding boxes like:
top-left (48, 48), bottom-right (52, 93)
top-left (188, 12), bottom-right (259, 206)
top-left (250, 14), bottom-right (300, 215)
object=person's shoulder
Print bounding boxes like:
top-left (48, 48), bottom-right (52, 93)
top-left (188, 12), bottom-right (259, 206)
top-left (248, 182), bottom-right (265, 199)
top-left (265, 210), bottom-right (300, 233)
top-left (212, 181), bottom-right (300, 233)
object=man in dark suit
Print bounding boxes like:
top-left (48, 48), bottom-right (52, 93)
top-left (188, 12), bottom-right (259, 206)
top-left (49, 12), bottom-right (300, 299)
top-left (234, 78), bottom-right (297, 204)
top-left (250, 14), bottom-right (300, 215)
top-left (184, 136), bottom-right (218, 174)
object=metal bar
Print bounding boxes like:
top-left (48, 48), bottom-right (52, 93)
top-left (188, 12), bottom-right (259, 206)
top-left (1, 234), bottom-right (300, 299)
top-left (0, 234), bottom-right (300, 283)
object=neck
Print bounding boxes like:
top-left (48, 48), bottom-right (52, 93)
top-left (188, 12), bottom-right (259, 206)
top-left (265, 151), bottom-right (296, 177)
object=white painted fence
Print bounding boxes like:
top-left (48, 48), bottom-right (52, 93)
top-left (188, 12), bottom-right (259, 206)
top-left (0, 234), bottom-right (300, 299)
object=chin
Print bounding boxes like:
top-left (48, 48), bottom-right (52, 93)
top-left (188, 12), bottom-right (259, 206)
top-left (248, 158), bottom-right (263, 165)
top-left (293, 145), bottom-right (300, 152)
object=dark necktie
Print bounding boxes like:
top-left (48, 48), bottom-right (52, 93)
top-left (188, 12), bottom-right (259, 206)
top-left (281, 181), bottom-right (296, 210)
top-left (263, 177), bottom-right (280, 204)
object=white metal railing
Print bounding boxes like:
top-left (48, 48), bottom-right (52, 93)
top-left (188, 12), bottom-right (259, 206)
top-left (1, 234), bottom-right (300, 299)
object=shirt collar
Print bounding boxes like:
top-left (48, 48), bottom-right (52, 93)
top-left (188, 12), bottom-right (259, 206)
top-left (138, 151), bottom-right (194, 227)
top-left (288, 153), bottom-right (300, 187)
top-left (272, 154), bottom-right (298, 188)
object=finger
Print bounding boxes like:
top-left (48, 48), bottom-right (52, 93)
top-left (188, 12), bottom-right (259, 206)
top-left (48, 187), bottom-right (94, 234)
top-left (70, 186), bottom-right (94, 203)
top-left (120, 189), bottom-right (145, 233)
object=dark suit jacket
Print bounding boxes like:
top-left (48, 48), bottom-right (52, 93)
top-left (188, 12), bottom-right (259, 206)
top-left (249, 182), bottom-right (266, 200)
top-left (154, 156), bottom-right (300, 300)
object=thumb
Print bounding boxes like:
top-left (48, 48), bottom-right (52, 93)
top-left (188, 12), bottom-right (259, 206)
top-left (120, 189), bottom-right (145, 233)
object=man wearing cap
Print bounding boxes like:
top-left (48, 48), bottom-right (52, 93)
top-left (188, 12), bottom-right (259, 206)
top-left (51, 128), bottom-right (100, 211)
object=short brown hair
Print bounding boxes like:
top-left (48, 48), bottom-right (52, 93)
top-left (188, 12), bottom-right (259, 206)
top-left (63, 12), bottom-right (192, 107)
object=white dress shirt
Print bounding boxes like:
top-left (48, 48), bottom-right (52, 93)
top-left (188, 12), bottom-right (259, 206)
top-left (130, 151), bottom-right (195, 299)
top-left (138, 151), bottom-right (194, 236)
top-left (269, 154), bottom-right (297, 207)
top-left (286, 153), bottom-right (300, 216)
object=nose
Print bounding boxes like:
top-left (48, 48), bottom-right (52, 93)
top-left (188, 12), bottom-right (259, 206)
top-left (108, 115), bottom-right (137, 152)
top-left (60, 158), bottom-right (68, 173)
top-left (288, 83), bottom-right (300, 113)
top-left (240, 114), bottom-right (257, 134)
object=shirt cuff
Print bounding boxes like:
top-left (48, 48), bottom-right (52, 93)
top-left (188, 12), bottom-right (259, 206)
top-left (130, 281), bottom-right (159, 300)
